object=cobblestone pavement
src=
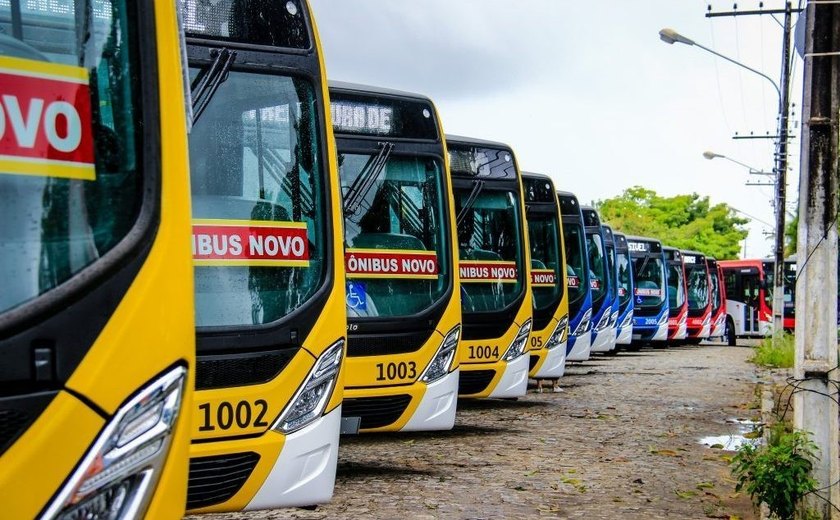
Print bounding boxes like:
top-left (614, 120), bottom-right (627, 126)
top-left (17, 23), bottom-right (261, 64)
top-left (202, 344), bottom-right (760, 519)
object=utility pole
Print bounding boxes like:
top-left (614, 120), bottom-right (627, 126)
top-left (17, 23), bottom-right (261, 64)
top-left (772, 2), bottom-right (794, 336)
top-left (794, 2), bottom-right (840, 517)
top-left (706, 2), bottom-right (801, 336)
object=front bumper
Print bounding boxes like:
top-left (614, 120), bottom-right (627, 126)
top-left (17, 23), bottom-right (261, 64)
top-left (401, 370), bottom-right (459, 431)
top-left (567, 332), bottom-right (592, 361)
top-left (532, 342), bottom-right (567, 378)
top-left (246, 407), bottom-right (341, 510)
top-left (488, 353), bottom-right (529, 398)
top-left (590, 326), bottom-right (614, 352)
top-left (616, 325), bottom-right (632, 345)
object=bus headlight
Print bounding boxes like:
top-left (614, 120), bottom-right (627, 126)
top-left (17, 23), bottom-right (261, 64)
top-left (42, 366), bottom-right (186, 520)
top-left (502, 319), bottom-right (532, 361)
top-left (619, 312), bottom-right (633, 330)
top-left (273, 339), bottom-right (344, 434)
top-left (544, 316), bottom-right (568, 350)
top-left (658, 312), bottom-right (669, 326)
top-left (420, 325), bottom-right (461, 383)
top-left (609, 311), bottom-right (619, 327)
top-left (679, 314), bottom-right (687, 327)
top-left (594, 309), bottom-right (611, 332)
top-left (573, 309), bottom-right (592, 337)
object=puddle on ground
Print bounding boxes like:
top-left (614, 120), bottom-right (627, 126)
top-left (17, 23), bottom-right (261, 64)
top-left (699, 418), bottom-right (762, 451)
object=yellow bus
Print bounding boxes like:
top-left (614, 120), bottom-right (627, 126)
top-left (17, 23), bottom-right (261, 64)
top-left (0, 1), bottom-right (194, 518)
top-left (331, 82), bottom-right (462, 432)
top-left (183, 0), bottom-right (346, 512)
top-left (521, 172), bottom-right (569, 381)
top-left (447, 136), bottom-right (533, 398)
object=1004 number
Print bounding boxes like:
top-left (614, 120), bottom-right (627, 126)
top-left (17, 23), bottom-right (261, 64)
top-left (467, 345), bottom-right (499, 359)
top-left (198, 400), bottom-right (269, 431)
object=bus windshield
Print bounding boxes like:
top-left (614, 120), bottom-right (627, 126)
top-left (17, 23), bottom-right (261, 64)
top-left (606, 244), bottom-right (617, 300)
top-left (563, 222), bottom-right (588, 317)
top-left (685, 263), bottom-right (709, 310)
top-left (341, 154), bottom-right (448, 318)
top-left (617, 251), bottom-right (632, 311)
top-left (587, 232), bottom-right (606, 307)
top-left (668, 263), bottom-right (686, 310)
top-left (528, 215), bottom-right (564, 311)
top-left (1, 0), bottom-right (144, 315)
top-left (764, 261), bottom-right (796, 316)
top-left (189, 70), bottom-right (326, 327)
top-left (456, 188), bottom-right (524, 313)
top-left (632, 256), bottom-right (666, 307)
top-left (710, 268), bottom-right (723, 312)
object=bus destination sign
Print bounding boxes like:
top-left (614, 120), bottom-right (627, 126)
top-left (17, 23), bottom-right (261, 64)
top-left (329, 91), bottom-right (437, 140)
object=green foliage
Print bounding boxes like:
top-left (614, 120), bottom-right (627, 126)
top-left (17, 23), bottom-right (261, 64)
top-left (751, 332), bottom-right (795, 369)
top-left (785, 213), bottom-right (798, 256)
top-left (596, 186), bottom-right (749, 259)
top-left (731, 423), bottom-right (819, 519)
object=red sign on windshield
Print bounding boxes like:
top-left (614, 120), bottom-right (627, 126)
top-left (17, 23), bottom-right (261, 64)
top-left (192, 219), bottom-right (310, 266)
top-left (346, 249), bottom-right (439, 279)
top-left (0, 56), bottom-right (95, 180)
top-left (459, 261), bottom-right (518, 283)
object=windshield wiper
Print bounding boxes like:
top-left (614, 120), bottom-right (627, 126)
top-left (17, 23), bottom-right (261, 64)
top-left (456, 179), bottom-right (485, 228)
top-left (343, 142), bottom-right (394, 217)
top-left (190, 47), bottom-right (236, 123)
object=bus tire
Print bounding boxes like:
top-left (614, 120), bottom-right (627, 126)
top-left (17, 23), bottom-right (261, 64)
top-left (725, 318), bottom-right (736, 346)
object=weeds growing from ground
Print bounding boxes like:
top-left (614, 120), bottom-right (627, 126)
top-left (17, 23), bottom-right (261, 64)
top-left (750, 332), bottom-right (795, 369)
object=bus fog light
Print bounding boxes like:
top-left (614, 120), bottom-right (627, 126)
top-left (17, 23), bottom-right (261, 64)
top-left (420, 325), bottom-right (460, 383)
top-left (502, 319), bottom-right (532, 361)
top-left (545, 316), bottom-right (568, 350)
top-left (43, 366), bottom-right (187, 520)
top-left (273, 339), bottom-right (344, 434)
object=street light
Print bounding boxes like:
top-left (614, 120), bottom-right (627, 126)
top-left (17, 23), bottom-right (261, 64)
top-left (660, 26), bottom-right (790, 336)
top-left (702, 150), bottom-right (774, 176)
top-left (658, 28), bottom-right (781, 101)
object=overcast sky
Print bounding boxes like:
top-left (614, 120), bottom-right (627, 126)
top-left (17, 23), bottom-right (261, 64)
top-left (310, 0), bottom-right (804, 258)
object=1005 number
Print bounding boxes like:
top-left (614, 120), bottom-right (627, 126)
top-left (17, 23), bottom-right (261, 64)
top-left (198, 399), bottom-right (269, 432)
top-left (375, 362), bottom-right (417, 381)
top-left (467, 345), bottom-right (499, 360)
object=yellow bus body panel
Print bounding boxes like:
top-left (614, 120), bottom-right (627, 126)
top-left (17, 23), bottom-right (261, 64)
top-left (1, 2), bottom-right (195, 518)
top-left (459, 169), bottom-right (533, 398)
top-left (0, 393), bottom-right (103, 518)
top-left (186, 1), bottom-right (346, 512)
top-left (528, 192), bottom-right (570, 377)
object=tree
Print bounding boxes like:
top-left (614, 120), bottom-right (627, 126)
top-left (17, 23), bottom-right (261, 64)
top-left (596, 186), bottom-right (749, 260)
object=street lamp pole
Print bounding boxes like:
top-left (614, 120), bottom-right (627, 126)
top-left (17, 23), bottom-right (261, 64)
top-left (702, 151), bottom-right (775, 176)
top-left (660, 19), bottom-right (792, 336)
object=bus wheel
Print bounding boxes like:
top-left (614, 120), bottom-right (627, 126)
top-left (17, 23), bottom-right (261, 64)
top-left (725, 318), bottom-right (736, 346)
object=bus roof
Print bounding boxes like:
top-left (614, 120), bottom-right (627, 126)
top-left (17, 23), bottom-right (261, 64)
top-left (521, 171), bottom-right (552, 182)
top-left (581, 206), bottom-right (601, 228)
top-left (328, 80), bottom-right (433, 104)
top-left (445, 134), bottom-right (513, 152)
top-left (614, 232), bottom-right (628, 250)
top-left (521, 172), bottom-right (557, 204)
top-left (625, 235), bottom-right (661, 245)
top-left (602, 224), bottom-right (614, 245)
top-left (556, 191), bottom-right (582, 217)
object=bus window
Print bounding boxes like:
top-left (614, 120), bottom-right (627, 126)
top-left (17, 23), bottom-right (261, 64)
top-left (668, 263), bottom-right (686, 310)
top-left (685, 262), bottom-right (710, 311)
top-left (587, 233), bottom-right (606, 306)
top-left (189, 72), bottom-right (326, 327)
top-left (617, 250), bottom-right (632, 309)
top-left (529, 215), bottom-right (564, 310)
top-left (633, 256), bottom-right (666, 307)
top-left (457, 189), bottom-right (524, 313)
top-left (564, 223), bottom-right (588, 316)
top-left (341, 155), bottom-right (447, 317)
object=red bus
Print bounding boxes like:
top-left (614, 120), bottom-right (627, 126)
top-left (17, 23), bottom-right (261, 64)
top-left (663, 247), bottom-right (688, 342)
top-left (682, 250), bottom-right (712, 343)
top-left (720, 258), bottom-right (796, 344)
top-left (706, 258), bottom-right (727, 341)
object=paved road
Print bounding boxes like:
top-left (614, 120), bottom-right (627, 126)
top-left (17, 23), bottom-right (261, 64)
top-left (202, 344), bottom-right (759, 519)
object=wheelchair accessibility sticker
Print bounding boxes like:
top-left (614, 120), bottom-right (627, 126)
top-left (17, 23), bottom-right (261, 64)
top-left (346, 281), bottom-right (367, 312)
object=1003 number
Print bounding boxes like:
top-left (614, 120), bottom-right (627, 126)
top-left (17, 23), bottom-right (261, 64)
top-left (375, 361), bottom-right (417, 381)
top-left (198, 399), bottom-right (269, 432)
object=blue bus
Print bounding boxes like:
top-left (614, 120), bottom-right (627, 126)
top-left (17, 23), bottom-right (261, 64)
top-left (582, 207), bottom-right (613, 353)
top-left (626, 236), bottom-right (669, 347)
top-left (558, 192), bottom-right (593, 361)
top-left (601, 225), bottom-right (620, 353)
top-left (613, 233), bottom-right (635, 346)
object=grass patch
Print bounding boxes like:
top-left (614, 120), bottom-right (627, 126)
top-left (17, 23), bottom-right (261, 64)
top-left (750, 332), bottom-right (794, 368)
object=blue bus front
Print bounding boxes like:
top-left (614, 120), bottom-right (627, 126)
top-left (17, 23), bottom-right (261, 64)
top-left (583, 209), bottom-right (613, 353)
top-left (558, 192), bottom-right (593, 361)
top-left (614, 233), bottom-right (635, 346)
top-left (627, 236), bottom-right (668, 345)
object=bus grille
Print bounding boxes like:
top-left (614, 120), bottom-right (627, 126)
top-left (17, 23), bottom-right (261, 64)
top-left (196, 350), bottom-right (295, 390)
top-left (186, 452), bottom-right (260, 510)
top-left (529, 355), bottom-right (539, 373)
top-left (341, 395), bottom-right (412, 429)
top-left (347, 330), bottom-right (433, 357)
top-left (0, 409), bottom-right (30, 454)
top-left (458, 370), bottom-right (496, 395)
